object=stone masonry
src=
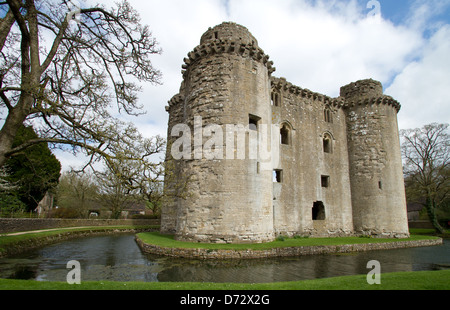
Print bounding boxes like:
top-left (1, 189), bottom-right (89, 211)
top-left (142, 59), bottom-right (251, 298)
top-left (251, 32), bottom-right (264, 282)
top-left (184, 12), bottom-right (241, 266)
top-left (161, 22), bottom-right (409, 243)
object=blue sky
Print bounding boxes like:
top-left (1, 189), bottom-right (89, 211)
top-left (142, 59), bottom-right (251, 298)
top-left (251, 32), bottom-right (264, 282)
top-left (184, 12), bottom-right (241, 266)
top-left (46, 0), bottom-right (450, 170)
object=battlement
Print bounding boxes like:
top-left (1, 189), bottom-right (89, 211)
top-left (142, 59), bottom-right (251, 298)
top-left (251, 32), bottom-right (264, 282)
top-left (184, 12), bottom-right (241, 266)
top-left (200, 22), bottom-right (259, 47)
top-left (341, 79), bottom-right (401, 112)
top-left (166, 93), bottom-right (184, 111)
top-left (340, 79), bottom-right (383, 100)
top-left (344, 95), bottom-right (401, 112)
top-left (181, 40), bottom-right (275, 78)
top-left (182, 23), bottom-right (275, 78)
top-left (271, 77), bottom-right (345, 108)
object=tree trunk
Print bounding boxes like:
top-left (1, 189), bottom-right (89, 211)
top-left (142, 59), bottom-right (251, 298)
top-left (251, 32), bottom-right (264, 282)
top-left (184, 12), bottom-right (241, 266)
top-left (0, 94), bottom-right (34, 167)
top-left (425, 198), bottom-right (445, 234)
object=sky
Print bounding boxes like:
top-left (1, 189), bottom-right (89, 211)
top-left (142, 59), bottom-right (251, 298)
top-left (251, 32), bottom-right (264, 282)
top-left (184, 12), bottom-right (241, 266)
top-left (56, 0), bottom-right (450, 170)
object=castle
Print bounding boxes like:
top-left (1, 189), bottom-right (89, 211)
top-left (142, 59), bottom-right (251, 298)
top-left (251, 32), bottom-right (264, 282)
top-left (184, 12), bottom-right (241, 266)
top-left (161, 22), bottom-right (409, 243)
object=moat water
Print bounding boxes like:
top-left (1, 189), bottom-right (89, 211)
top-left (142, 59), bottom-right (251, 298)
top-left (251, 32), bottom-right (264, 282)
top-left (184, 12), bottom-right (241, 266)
top-left (0, 234), bottom-right (448, 283)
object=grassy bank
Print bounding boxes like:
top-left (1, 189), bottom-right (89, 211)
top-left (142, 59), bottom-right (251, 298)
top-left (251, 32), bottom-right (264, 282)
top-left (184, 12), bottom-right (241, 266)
top-left (0, 225), bottom-right (159, 257)
top-left (0, 270), bottom-right (448, 290)
top-left (136, 231), bottom-right (441, 251)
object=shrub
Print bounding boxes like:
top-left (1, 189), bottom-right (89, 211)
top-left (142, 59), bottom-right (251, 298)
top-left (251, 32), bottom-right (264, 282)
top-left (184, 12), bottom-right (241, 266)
top-left (276, 235), bottom-right (287, 242)
top-left (131, 214), bottom-right (160, 220)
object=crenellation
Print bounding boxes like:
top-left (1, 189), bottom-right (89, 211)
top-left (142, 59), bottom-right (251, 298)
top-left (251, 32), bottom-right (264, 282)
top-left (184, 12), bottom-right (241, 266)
top-left (182, 39), bottom-right (276, 79)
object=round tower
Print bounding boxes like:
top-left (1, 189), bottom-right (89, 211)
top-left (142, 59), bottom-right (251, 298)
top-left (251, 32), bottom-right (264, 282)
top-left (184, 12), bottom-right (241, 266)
top-left (342, 79), bottom-right (409, 238)
top-left (164, 22), bottom-right (276, 243)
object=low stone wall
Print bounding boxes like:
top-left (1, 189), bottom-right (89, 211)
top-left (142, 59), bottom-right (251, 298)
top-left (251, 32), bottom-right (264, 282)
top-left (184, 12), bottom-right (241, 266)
top-left (0, 218), bottom-right (160, 234)
top-left (135, 236), bottom-right (443, 260)
top-left (408, 221), bottom-right (434, 229)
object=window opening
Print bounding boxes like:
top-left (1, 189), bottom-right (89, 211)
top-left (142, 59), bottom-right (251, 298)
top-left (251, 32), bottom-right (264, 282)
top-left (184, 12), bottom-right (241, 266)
top-left (324, 108), bottom-right (332, 123)
top-left (271, 92), bottom-right (280, 107)
top-left (249, 114), bottom-right (261, 131)
top-left (280, 124), bottom-right (290, 145)
top-left (312, 201), bottom-right (326, 220)
top-left (323, 135), bottom-right (332, 153)
top-left (321, 175), bottom-right (330, 188)
top-left (273, 170), bottom-right (283, 183)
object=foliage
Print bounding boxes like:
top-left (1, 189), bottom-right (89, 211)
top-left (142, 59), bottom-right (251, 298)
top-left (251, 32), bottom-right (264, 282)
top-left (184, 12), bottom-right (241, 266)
top-left (53, 171), bottom-right (99, 218)
top-left (0, 167), bottom-right (26, 216)
top-left (2, 126), bottom-right (61, 211)
top-left (401, 123), bottom-right (450, 234)
top-left (95, 135), bottom-right (166, 218)
top-left (0, 193), bottom-right (26, 217)
top-left (0, 0), bottom-right (162, 171)
top-left (131, 214), bottom-right (159, 220)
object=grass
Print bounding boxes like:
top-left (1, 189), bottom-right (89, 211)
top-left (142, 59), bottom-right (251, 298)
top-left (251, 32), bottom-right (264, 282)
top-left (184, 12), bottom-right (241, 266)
top-left (0, 270), bottom-right (448, 290)
top-left (135, 231), bottom-right (441, 251)
top-left (0, 225), bottom-right (159, 256)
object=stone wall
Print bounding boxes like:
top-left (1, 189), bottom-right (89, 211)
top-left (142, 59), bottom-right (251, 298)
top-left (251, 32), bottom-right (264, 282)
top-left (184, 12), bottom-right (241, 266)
top-left (0, 218), bottom-right (160, 234)
top-left (271, 77), bottom-right (353, 237)
top-left (135, 235), bottom-right (443, 260)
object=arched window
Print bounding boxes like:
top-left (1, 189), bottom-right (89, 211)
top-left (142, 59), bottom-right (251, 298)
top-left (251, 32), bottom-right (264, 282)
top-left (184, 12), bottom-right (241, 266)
top-left (312, 201), bottom-right (326, 220)
top-left (280, 123), bottom-right (292, 145)
top-left (323, 133), bottom-right (333, 153)
top-left (280, 125), bottom-right (290, 145)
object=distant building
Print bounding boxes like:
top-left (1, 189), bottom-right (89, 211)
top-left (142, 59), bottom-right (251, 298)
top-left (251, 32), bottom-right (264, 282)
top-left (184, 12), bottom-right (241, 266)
top-left (35, 192), bottom-right (54, 216)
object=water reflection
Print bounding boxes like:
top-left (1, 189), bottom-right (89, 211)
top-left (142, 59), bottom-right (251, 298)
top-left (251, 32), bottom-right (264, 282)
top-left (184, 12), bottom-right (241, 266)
top-left (0, 235), bottom-right (448, 283)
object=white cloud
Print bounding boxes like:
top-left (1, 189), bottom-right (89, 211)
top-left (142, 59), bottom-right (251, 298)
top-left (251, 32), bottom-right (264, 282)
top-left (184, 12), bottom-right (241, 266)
top-left (386, 24), bottom-right (450, 130)
top-left (224, 0), bottom-right (423, 96)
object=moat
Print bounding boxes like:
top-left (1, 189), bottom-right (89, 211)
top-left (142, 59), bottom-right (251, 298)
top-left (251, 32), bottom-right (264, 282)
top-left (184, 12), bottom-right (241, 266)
top-left (0, 234), bottom-right (448, 283)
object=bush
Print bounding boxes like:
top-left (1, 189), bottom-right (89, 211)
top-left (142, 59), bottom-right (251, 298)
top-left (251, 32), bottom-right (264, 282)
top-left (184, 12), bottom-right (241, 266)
top-left (0, 194), bottom-right (27, 217)
top-left (131, 214), bottom-right (160, 220)
top-left (47, 207), bottom-right (82, 219)
top-left (276, 235), bottom-right (287, 242)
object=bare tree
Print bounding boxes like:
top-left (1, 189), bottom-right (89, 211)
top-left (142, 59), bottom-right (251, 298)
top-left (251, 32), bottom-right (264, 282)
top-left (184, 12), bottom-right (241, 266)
top-left (401, 123), bottom-right (449, 234)
top-left (56, 170), bottom-right (98, 218)
top-left (0, 0), bottom-right (162, 168)
top-left (98, 134), bottom-right (166, 216)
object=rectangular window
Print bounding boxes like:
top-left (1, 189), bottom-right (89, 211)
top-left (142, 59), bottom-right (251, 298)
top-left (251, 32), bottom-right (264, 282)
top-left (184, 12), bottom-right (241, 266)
top-left (273, 170), bottom-right (283, 183)
top-left (321, 175), bottom-right (330, 188)
top-left (249, 114), bottom-right (261, 131)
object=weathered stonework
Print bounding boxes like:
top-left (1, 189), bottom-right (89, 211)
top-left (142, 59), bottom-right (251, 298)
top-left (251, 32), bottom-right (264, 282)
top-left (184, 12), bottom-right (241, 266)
top-left (162, 22), bottom-right (410, 244)
top-left (135, 236), bottom-right (443, 260)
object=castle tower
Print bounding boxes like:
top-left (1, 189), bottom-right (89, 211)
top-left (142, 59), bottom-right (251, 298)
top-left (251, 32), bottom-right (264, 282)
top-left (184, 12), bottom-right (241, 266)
top-left (162, 22), bottom-right (276, 243)
top-left (342, 79), bottom-right (409, 238)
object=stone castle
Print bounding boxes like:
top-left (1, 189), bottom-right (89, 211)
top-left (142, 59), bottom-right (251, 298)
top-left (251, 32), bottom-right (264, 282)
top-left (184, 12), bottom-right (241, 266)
top-left (161, 22), bottom-right (409, 243)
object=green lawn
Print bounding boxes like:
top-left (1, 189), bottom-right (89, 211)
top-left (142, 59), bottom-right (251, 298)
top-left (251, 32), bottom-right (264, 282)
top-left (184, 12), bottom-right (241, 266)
top-left (136, 231), bottom-right (441, 251)
top-left (0, 270), bottom-right (448, 290)
top-left (0, 226), bottom-right (159, 256)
